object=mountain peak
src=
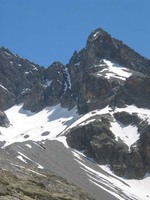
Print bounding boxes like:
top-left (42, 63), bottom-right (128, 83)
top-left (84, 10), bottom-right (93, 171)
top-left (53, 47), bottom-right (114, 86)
top-left (0, 28), bottom-right (150, 200)
top-left (88, 28), bottom-right (110, 42)
top-left (85, 28), bottom-right (150, 74)
top-left (87, 28), bottom-right (114, 48)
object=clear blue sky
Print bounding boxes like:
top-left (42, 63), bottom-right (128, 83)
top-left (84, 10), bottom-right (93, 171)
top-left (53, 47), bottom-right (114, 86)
top-left (0, 0), bottom-right (150, 67)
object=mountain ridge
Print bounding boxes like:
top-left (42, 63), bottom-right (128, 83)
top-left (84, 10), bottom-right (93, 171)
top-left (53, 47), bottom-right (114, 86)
top-left (0, 28), bottom-right (150, 200)
top-left (0, 28), bottom-right (150, 113)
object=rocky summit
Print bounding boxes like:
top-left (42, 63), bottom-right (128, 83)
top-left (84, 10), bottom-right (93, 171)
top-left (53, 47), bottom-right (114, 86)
top-left (0, 28), bottom-right (150, 200)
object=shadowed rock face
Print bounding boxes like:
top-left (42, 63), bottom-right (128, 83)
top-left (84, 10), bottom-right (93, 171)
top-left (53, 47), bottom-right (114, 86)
top-left (85, 28), bottom-right (150, 74)
top-left (0, 85), bottom-right (15, 110)
top-left (66, 29), bottom-right (150, 114)
top-left (0, 48), bottom-right (71, 112)
top-left (138, 122), bottom-right (150, 171)
top-left (0, 110), bottom-right (10, 127)
top-left (66, 116), bottom-right (149, 179)
top-left (0, 168), bottom-right (95, 200)
top-left (123, 76), bottom-right (150, 108)
top-left (113, 111), bottom-right (141, 126)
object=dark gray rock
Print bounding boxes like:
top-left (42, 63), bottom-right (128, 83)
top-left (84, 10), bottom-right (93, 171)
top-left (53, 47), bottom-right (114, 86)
top-left (85, 28), bottom-right (150, 75)
top-left (66, 117), bottom-right (149, 179)
top-left (66, 119), bottom-right (128, 165)
top-left (123, 76), bottom-right (150, 108)
top-left (0, 47), bottom-right (44, 110)
top-left (138, 121), bottom-right (150, 173)
top-left (113, 111), bottom-right (141, 126)
top-left (0, 110), bottom-right (10, 127)
top-left (0, 49), bottom-right (70, 112)
top-left (0, 86), bottom-right (15, 110)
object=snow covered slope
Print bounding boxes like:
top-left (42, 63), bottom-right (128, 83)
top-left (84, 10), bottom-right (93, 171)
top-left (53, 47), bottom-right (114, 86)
top-left (0, 104), bottom-right (150, 200)
top-left (0, 104), bottom-right (79, 147)
top-left (2, 103), bottom-right (149, 149)
top-left (97, 59), bottom-right (132, 81)
top-left (64, 105), bottom-right (150, 150)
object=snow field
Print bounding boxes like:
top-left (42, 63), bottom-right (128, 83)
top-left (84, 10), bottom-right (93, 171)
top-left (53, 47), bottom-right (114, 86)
top-left (0, 104), bottom-right (79, 147)
top-left (97, 59), bottom-right (132, 80)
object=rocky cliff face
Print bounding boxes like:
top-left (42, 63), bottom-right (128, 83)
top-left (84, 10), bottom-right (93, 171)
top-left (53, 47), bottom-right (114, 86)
top-left (0, 29), bottom-right (150, 113)
top-left (66, 113), bottom-right (149, 179)
top-left (0, 110), bottom-right (10, 128)
top-left (0, 48), bottom-right (72, 112)
top-left (0, 28), bottom-right (150, 183)
top-left (66, 28), bottom-right (150, 114)
top-left (65, 29), bottom-right (149, 179)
